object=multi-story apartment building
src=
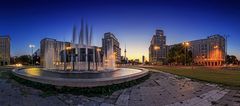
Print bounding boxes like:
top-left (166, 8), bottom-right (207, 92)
top-left (102, 32), bottom-right (121, 63)
top-left (189, 35), bottom-right (225, 66)
top-left (40, 38), bottom-right (70, 68)
top-left (0, 35), bottom-right (10, 66)
top-left (149, 29), bottom-right (226, 66)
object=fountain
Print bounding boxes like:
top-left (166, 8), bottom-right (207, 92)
top-left (103, 39), bottom-right (115, 70)
top-left (12, 20), bottom-right (149, 87)
top-left (44, 20), bottom-right (114, 72)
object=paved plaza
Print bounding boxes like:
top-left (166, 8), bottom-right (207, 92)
top-left (0, 69), bottom-right (240, 106)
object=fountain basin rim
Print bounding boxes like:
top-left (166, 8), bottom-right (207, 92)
top-left (12, 68), bottom-right (149, 87)
top-left (12, 68), bottom-right (147, 81)
top-left (41, 68), bottom-right (120, 74)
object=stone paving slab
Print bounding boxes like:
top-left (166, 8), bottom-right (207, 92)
top-left (166, 89), bottom-right (229, 106)
top-left (215, 90), bottom-right (240, 106)
top-left (115, 90), bottom-right (129, 106)
top-left (100, 103), bottom-right (115, 106)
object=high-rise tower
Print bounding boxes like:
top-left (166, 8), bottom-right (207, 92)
top-left (149, 29), bottom-right (167, 64)
top-left (102, 32), bottom-right (121, 63)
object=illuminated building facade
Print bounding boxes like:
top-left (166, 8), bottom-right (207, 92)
top-left (149, 29), bottom-right (167, 64)
top-left (102, 32), bottom-right (121, 63)
top-left (167, 35), bottom-right (226, 66)
top-left (188, 35), bottom-right (226, 66)
top-left (149, 29), bottom-right (226, 66)
top-left (40, 38), bottom-right (70, 68)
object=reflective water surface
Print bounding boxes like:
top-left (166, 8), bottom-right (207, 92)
top-left (17, 68), bottom-right (143, 79)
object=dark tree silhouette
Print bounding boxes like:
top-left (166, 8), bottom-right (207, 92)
top-left (15, 55), bottom-right (32, 65)
top-left (167, 44), bottom-right (192, 65)
top-left (226, 55), bottom-right (238, 64)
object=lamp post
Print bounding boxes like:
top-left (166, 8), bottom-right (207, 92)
top-left (29, 44), bottom-right (35, 66)
top-left (154, 45), bottom-right (160, 65)
top-left (182, 42), bottom-right (190, 66)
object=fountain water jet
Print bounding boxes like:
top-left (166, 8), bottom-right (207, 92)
top-left (104, 39), bottom-right (115, 70)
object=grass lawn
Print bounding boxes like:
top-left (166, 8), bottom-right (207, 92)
top-left (144, 66), bottom-right (240, 87)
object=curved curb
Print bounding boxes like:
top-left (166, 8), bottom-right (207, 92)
top-left (12, 68), bottom-right (149, 87)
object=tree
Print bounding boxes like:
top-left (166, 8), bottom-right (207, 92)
top-left (167, 44), bottom-right (192, 65)
top-left (15, 55), bottom-right (32, 65)
top-left (226, 55), bottom-right (238, 65)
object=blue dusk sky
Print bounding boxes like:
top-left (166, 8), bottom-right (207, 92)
top-left (0, 0), bottom-right (240, 60)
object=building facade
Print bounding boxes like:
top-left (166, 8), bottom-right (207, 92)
top-left (149, 29), bottom-right (226, 66)
top-left (40, 38), bottom-right (70, 68)
top-left (0, 35), bottom-right (10, 66)
top-left (189, 35), bottom-right (225, 66)
top-left (102, 32), bottom-right (121, 63)
top-left (149, 29), bottom-right (167, 64)
top-left (41, 38), bottom-right (105, 69)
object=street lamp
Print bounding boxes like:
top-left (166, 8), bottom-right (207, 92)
top-left (182, 42), bottom-right (190, 66)
top-left (29, 44), bottom-right (35, 66)
top-left (154, 46), bottom-right (160, 50)
top-left (66, 46), bottom-right (72, 50)
top-left (96, 48), bottom-right (101, 52)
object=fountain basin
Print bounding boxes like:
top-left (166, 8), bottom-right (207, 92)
top-left (12, 68), bottom-right (149, 87)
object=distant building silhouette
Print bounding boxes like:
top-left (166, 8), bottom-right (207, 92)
top-left (0, 35), bottom-right (10, 66)
top-left (142, 55), bottom-right (145, 64)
